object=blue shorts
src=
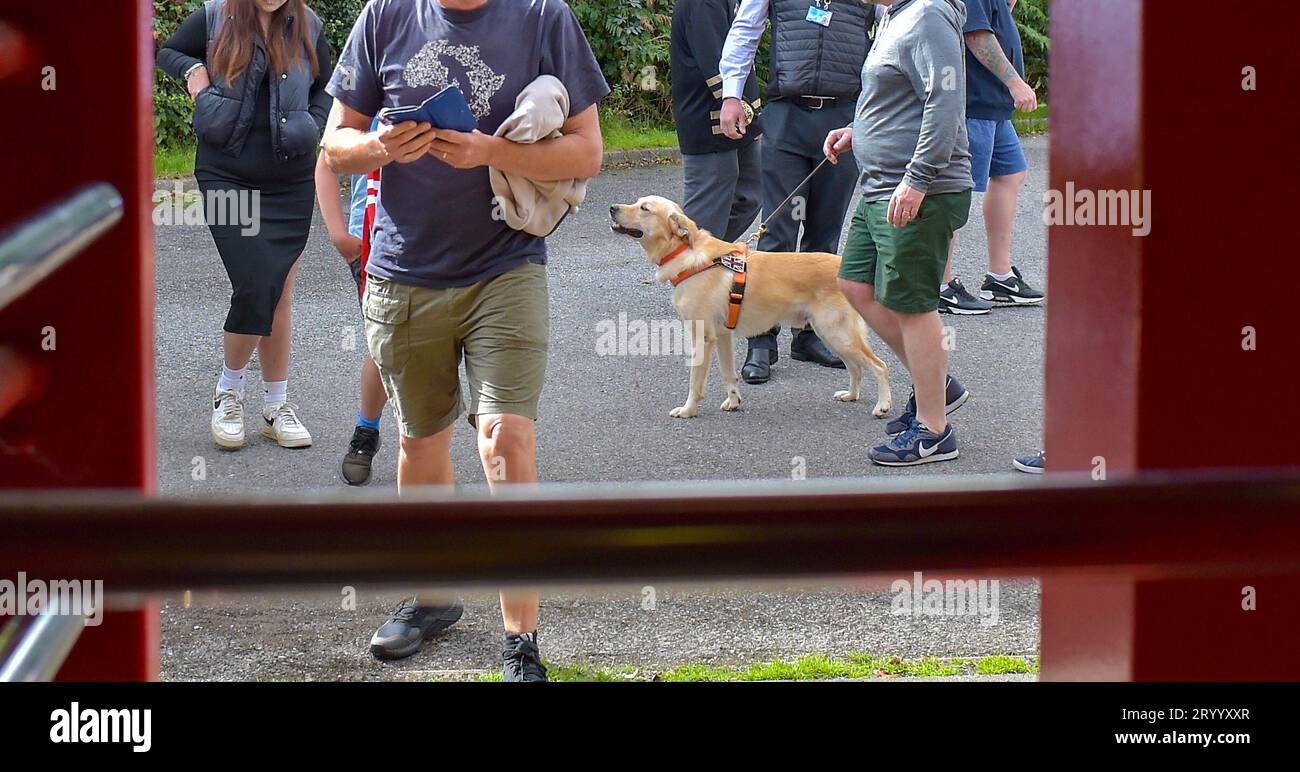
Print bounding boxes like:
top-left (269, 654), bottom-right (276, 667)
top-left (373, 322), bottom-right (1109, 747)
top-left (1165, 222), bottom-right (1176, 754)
top-left (967, 118), bottom-right (1028, 193)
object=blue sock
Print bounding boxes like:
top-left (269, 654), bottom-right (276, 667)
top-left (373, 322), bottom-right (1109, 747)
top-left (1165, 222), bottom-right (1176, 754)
top-left (357, 413), bottom-right (381, 430)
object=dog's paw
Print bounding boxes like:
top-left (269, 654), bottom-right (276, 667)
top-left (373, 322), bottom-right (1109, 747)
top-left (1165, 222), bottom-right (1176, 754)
top-left (720, 394), bottom-right (741, 412)
top-left (834, 390), bottom-right (859, 403)
top-left (871, 400), bottom-right (892, 417)
top-left (670, 405), bottom-right (698, 418)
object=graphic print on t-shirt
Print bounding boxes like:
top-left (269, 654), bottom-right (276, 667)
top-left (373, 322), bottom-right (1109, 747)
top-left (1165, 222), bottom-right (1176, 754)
top-left (403, 40), bottom-right (506, 119)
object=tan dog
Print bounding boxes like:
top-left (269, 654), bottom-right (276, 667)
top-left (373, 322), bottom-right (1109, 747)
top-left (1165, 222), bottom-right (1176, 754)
top-left (610, 196), bottom-right (891, 419)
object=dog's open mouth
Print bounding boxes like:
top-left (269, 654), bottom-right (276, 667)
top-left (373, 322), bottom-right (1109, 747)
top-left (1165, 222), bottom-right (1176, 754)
top-left (610, 222), bottom-right (644, 238)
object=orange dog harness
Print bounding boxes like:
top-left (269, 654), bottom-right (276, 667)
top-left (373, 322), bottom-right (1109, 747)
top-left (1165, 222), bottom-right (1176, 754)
top-left (659, 243), bottom-right (749, 330)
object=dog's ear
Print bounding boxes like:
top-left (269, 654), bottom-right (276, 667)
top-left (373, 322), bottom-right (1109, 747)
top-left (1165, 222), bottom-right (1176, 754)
top-left (668, 212), bottom-right (699, 245)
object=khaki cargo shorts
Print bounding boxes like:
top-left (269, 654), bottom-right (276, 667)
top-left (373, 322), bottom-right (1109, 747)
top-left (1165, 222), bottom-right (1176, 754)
top-left (362, 261), bottom-right (549, 438)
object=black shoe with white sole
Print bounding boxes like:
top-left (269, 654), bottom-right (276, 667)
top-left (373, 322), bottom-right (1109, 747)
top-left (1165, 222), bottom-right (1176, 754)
top-left (938, 278), bottom-right (992, 315)
top-left (369, 598), bottom-right (464, 661)
top-left (980, 266), bottom-right (1045, 305)
top-left (886, 375), bottom-right (970, 437)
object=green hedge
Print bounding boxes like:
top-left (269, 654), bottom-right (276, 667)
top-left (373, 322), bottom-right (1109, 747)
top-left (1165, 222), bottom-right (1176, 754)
top-left (1016, 0), bottom-right (1050, 95)
top-left (152, 0), bottom-right (1050, 148)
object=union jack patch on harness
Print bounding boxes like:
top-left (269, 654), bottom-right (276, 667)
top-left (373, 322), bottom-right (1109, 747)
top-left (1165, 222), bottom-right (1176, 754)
top-left (718, 252), bottom-right (747, 273)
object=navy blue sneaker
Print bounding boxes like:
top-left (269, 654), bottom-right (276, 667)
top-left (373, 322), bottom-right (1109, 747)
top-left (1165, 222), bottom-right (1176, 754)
top-left (870, 421), bottom-right (959, 466)
top-left (1013, 450), bottom-right (1045, 474)
top-left (886, 375), bottom-right (970, 437)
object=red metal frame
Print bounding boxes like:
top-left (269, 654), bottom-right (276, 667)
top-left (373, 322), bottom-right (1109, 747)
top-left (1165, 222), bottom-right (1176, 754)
top-left (1041, 1), bottom-right (1300, 679)
top-left (0, 0), bottom-right (157, 679)
top-left (2, 0), bottom-right (1298, 681)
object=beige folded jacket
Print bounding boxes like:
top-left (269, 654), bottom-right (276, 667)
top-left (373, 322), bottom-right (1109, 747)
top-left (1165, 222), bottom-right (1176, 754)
top-left (489, 75), bottom-right (588, 237)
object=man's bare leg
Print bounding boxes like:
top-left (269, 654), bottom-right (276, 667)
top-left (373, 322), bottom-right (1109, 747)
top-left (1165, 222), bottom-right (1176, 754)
top-left (476, 413), bottom-right (540, 633)
top-left (984, 171), bottom-right (1026, 276)
top-left (942, 236), bottom-right (957, 285)
top-left (896, 310), bottom-right (949, 432)
top-left (838, 279), bottom-right (909, 370)
top-left (397, 425), bottom-right (455, 489)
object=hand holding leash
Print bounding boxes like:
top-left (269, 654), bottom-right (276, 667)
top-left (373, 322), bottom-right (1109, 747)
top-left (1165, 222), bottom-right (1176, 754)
top-left (745, 157), bottom-right (831, 246)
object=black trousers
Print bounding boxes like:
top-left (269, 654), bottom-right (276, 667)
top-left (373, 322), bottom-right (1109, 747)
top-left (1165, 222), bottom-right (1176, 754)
top-left (682, 141), bottom-right (762, 243)
top-left (756, 99), bottom-right (860, 255)
top-left (751, 99), bottom-right (860, 348)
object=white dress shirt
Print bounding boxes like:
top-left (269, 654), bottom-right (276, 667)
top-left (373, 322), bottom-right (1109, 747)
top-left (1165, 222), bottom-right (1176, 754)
top-left (719, 0), bottom-right (886, 100)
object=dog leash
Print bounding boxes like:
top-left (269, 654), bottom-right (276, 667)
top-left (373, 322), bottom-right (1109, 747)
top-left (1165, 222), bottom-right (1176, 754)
top-left (744, 156), bottom-right (833, 246)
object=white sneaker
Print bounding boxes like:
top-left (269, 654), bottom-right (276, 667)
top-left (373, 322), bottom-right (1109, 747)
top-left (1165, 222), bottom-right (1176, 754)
top-left (261, 402), bottom-right (312, 448)
top-left (211, 387), bottom-right (245, 449)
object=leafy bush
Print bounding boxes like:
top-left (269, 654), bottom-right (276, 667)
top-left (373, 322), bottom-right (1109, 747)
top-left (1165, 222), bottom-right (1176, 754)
top-left (1015, 0), bottom-right (1050, 96)
top-left (151, 0), bottom-right (1051, 149)
top-left (570, 1), bottom-right (673, 124)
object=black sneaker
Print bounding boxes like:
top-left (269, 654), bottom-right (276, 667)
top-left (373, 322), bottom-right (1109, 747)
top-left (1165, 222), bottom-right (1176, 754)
top-left (938, 278), bottom-right (992, 315)
top-left (886, 375), bottom-right (971, 436)
top-left (980, 266), bottom-right (1045, 305)
top-left (502, 631), bottom-right (548, 682)
top-left (1013, 450), bottom-right (1045, 474)
top-left (341, 425), bottom-right (381, 486)
top-left (369, 599), bottom-right (464, 661)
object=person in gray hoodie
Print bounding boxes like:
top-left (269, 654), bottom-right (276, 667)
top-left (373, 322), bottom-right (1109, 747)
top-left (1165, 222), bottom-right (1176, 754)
top-left (823, 0), bottom-right (974, 467)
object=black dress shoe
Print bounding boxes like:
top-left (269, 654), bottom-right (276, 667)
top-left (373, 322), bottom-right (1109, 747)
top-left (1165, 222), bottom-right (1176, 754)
top-left (790, 328), bottom-right (845, 369)
top-left (742, 346), bottom-right (778, 384)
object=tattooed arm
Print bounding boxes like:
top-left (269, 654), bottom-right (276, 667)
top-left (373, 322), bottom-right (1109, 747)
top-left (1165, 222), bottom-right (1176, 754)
top-left (965, 30), bottom-right (1038, 112)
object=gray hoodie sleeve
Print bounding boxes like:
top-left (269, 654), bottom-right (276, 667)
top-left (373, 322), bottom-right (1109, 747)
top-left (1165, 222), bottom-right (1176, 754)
top-left (897, 10), bottom-right (966, 193)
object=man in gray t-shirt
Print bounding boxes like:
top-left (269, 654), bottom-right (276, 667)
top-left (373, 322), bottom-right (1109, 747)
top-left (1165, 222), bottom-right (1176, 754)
top-left (823, 0), bottom-right (974, 468)
top-left (321, 0), bottom-right (608, 681)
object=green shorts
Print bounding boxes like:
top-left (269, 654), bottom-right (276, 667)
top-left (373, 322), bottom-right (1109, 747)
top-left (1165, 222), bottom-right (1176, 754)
top-left (838, 190), bottom-right (972, 314)
top-left (362, 261), bottom-right (549, 438)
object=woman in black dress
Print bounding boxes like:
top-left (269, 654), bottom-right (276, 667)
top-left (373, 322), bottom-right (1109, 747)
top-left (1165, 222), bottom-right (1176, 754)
top-left (159, 0), bottom-right (331, 450)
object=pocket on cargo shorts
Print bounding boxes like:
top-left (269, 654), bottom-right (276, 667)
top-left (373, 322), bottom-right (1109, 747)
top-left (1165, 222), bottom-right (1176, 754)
top-left (362, 277), bottom-right (410, 372)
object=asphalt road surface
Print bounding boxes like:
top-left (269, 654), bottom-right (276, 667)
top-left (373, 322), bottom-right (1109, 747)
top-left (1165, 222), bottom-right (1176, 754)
top-left (153, 137), bottom-right (1049, 680)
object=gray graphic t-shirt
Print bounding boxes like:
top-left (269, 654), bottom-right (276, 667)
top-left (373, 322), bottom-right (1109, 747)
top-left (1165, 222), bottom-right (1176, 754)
top-left (327, 0), bottom-right (609, 288)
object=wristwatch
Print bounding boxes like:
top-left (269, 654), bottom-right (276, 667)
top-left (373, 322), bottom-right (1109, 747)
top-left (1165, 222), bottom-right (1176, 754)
top-left (184, 62), bottom-right (206, 82)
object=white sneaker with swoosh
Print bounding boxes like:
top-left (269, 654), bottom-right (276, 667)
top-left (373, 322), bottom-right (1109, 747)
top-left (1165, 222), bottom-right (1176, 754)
top-left (261, 402), bottom-right (312, 448)
top-left (211, 387), bottom-right (245, 449)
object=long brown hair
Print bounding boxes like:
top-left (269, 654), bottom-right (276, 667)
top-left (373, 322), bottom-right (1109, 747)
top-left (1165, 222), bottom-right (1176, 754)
top-left (209, 0), bottom-right (319, 85)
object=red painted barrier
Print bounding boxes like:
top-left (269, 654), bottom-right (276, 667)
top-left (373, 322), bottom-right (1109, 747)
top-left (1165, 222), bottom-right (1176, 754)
top-left (0, 0), bottom-right (156, 679)
top-left (1042, 0), bottom-right (1300, 679)
top-left (1, 0), bottom-right (1296, 682)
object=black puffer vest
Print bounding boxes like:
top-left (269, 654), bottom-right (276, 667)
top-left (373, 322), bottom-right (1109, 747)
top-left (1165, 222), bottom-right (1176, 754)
top-left (193, 0), bottom-right (323, 160)
top-left (767, 0), bottom-right (873, 100)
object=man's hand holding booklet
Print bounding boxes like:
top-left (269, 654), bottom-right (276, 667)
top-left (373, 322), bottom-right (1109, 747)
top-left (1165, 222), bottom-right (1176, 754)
top-left (379, 85), bottom-right (478, 132)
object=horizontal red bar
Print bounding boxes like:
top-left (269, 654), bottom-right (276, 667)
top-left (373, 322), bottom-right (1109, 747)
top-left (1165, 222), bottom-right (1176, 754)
top-left (3, 470), bottom-right (1299, 591)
